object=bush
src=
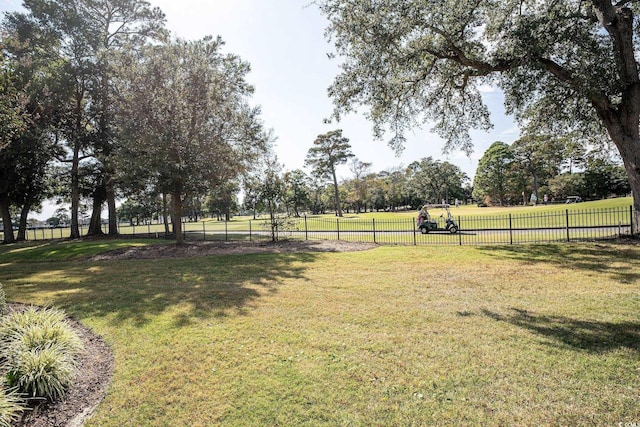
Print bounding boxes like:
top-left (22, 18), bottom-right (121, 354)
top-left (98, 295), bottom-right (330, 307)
top-left (6, 344), bottom-right (75, 401)
top-left (0, 388), bottom-right (23, 427)
top-left (0, 307), bottom-right (82, 356)
top-left (0, 307), bottom-right (83, 401)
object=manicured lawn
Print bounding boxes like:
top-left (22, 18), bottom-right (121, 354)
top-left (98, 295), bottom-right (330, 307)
top-left (0, 240), bottom-right (638, 425)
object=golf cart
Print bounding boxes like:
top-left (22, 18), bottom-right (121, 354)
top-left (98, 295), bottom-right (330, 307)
top-left (417, 204), bottom-right (459, 234)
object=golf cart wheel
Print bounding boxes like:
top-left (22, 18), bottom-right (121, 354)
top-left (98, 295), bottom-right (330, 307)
top-left (449, 226), bottom-right (458, 234)
top-left (420, 227), bottom-right (429, 234)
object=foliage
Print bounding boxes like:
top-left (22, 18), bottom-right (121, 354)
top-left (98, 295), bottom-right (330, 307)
top-left (406, 157), bottom-right (469, 205)
top-left (283, 169), bottom-right (310, 217)
top-left (1, 0), bottom-right (168, 238)
top-left (0, 307), bottom-right (83, 356)
top-left (0, 388), bottom-right (23, 427)
top-left (319, 0), bottom-right (640, 232)
top-left (6, 344), bottom-right (76, 400)
top-left (511, 135), bottom-right (565, 198)
top-left (0, 307), bottom-right (83, 401)
top-left (116, 36), bottom-right (269, 243)
top-left (258, 156), bottom-right (286, 241)
top-left (473, 141), bottom-right (515, 205)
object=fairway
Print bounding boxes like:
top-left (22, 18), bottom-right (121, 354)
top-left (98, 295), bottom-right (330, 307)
top-left (0, 240), bottom-right (638, 425)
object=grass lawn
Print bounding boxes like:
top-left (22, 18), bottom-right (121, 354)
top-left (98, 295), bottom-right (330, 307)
top-left (0, 240), bottom-right (639, 425)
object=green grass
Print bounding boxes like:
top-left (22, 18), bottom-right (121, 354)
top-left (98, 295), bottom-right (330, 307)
top-left (0, 239), bottom-right (638, 425)
top-left (0, 239), bottom-right (158, 263)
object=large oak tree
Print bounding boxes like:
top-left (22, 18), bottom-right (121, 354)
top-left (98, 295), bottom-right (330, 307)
top-left (320, 0), bottom-right (640, 232)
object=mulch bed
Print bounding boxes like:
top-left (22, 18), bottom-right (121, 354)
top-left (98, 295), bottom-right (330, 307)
top-left (5, 304), bottom-right (113, 427)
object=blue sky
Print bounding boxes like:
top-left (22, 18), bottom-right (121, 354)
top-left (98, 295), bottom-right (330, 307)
top-left (147, 0), bottom-right (521, 179)
top-left (2, 0), bottom-right (521, 218)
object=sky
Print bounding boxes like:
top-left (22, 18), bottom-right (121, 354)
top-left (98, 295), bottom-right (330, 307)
top-left (1, 0), bottom-right (521, 218)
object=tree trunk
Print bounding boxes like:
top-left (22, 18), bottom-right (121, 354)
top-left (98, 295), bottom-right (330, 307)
top-left (0, 195), bottom-right (15, 244)
top-left (16, 196), bottom-right (33, 241)
top-left (162, 193), bottom-right (170, 235)
top-left (331, 168), bottom-right (343, 217)
top-left (107, 181), bottom-right (118, 235)
top-left (70, 143), bottom-right (81, 239)
top-left (172, 192), bottom-right (184, 244)
top-left (612, 134), bottom-right (640, 234)
top-left (87, 184), bottom-right (106, 236)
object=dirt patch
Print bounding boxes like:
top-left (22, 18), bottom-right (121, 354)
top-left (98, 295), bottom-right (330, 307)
top-left (88, 239), bottom-right (378, 261)
top-left (5, 304), bottom-right (113, 427)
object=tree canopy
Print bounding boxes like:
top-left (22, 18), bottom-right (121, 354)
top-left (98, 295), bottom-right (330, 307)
top-left (320, 0), bottom-right (640, 231)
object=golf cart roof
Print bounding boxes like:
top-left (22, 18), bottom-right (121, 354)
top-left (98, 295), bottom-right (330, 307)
top-left (421, 204), bottom-right (450, 210)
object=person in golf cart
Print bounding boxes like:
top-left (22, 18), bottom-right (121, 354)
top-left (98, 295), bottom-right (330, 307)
top-left (417, 206), bottom-right (430, 226)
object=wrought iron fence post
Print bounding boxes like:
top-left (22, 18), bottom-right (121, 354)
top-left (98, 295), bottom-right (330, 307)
top-left (565, 209), bottom-right (570, 242)
top-left (413, 217), bottom-right (417, 245)
top-left (304, 215), bottom-right (308, 241)
top-left (249, 220), bottom-right (252, 242)
top-left (337, 218), bottom-right (340, 240)
top-left (225, 220), bottom-right (228, 241)
top-left (458, 216), bottom-right (462, 245)
top-left (509, 214), bottom-right (513, 245)
top-left (631, 205), bottom-right (634, 236)
top-left (203, 221), bottom-right (206, 241)
top-left (372, 218), bottom-right (376, 244)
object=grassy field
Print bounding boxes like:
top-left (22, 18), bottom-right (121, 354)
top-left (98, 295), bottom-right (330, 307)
top-left (0, 239), bottom-right (639, 425)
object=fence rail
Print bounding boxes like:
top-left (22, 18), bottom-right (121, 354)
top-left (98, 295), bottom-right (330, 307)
top-left (2, 206), bottom-right (635, 246)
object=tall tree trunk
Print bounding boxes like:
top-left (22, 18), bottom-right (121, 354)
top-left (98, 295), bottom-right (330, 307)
top-left (16, 195), bottom-right (33, 242)
top-left (612, 133), bottom-right (640, 234)
top-left (172, 192), bottom-right (184, 244)
top-left (107, 181), bottom-right (118, 235)
top-left (162, 193), bottom-right (170, 235)
top-left (332, 168), bottom-right (343, 217)
top-left (70, 141), bottom-right (81, 239)
top-left (0, 195), bottom-right (15, 244)
top-left (87, 184), bottom-right (107, 236)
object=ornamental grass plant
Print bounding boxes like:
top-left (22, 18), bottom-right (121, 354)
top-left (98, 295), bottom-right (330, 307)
top-left (0, 306), bottom-right (83, 402)
top-left (0, 387), bottom-right (23, 427)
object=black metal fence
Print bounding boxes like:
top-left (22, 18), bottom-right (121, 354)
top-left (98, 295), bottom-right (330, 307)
top-left (2, 206), bottom-right (635, 246)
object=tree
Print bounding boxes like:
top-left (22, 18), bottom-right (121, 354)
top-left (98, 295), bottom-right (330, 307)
top-left (8, 0), bottom-right (166, 238)
top-left (511, 136), bottom-right (565, 202)
top-left (206, 181), bottom-right (239, 221)
top-left (258, 156), bottom-right (285, 242)
top-left (305, 129), bottom-right (354, 217)
top-left (283, 169), bottom-right (310, 217)
top-left (473, 141), bottom-right (515, 206)
top-left (0, 18), bottom-right (61, 243)
top-left (348, 158), bottom-right (372, 213)
top-left (0, 34), bottom-right (28, 154)
top-left (320, 0), bottom-right (640, 232)
top-left (406, 157), bottom-right (468, 205)
top-left (582, 155), bottom-right (631, 200)
top-left (117, 37), bottom-right (268, 244)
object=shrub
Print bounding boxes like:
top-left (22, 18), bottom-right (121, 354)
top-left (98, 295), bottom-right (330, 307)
top-left (0, 388), bottom-right (23, 427)
top-left (0, 307), bottom-right (83, 401)
top-left (6, 344), bottom-right (76, 401)
top-left (0, 307), bottom-right (82, 357)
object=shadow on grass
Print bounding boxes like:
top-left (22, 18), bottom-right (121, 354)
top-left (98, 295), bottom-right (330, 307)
top-left (0, 251), bottom-right (318, 327)
top-left (478, 243), bottom-right (640, 284)
top-left (482, 308), bottom-right (640, 353)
